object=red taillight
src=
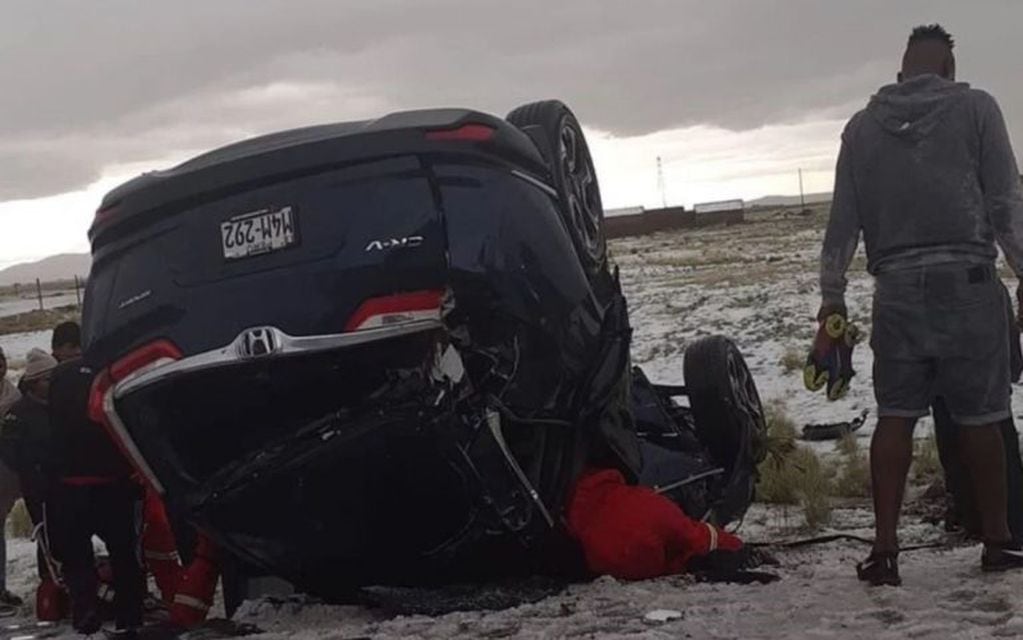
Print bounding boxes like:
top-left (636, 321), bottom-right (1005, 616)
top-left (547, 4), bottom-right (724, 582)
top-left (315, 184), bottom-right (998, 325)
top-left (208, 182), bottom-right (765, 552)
top-left (88, 369), bottom-right (113, 424)
top-left (345, 290), bottom-right (444, 332)
top-left (88, 339), bottom-right (183, 494)
top-left (424, 124), bottom-right (495, 142)
top-left (109, 339), bottom-right (183, 382)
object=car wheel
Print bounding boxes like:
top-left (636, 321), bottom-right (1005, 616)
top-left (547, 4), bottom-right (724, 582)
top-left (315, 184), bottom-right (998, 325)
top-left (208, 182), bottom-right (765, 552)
top-left (683, 336), bottom-right (768, 472)
top-left (506, 100), bottom-right (608, 282)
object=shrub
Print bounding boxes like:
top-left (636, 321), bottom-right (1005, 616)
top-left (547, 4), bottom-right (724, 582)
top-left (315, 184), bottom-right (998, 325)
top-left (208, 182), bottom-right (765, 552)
top-left (756, 402), bottom-right (833, 528)
top-left (912, 434), bottom-right (942, 485)
top-left (833, 433), bottom-right (871, 498)
top-left (7, 500), bottom-right (33, 539)
top-left (779, 346), bottom-right (805, 374)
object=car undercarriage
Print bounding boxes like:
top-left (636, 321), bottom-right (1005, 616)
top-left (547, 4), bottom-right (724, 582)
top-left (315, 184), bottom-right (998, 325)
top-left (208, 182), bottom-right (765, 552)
top-left (82, 100), bottom-right (767, 599)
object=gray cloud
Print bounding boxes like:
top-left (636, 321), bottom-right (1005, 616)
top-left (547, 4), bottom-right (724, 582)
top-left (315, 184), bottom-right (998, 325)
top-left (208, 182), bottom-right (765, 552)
top-left (2, 0), bottom-right (1022, 200)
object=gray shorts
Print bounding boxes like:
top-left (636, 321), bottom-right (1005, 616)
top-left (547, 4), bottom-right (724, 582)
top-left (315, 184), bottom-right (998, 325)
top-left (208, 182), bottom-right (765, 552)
top-left (871, 263), bottom-right (1011, 426)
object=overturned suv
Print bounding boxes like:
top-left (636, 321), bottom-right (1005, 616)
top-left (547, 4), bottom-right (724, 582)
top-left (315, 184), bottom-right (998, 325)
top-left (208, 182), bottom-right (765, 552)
top-left (83, 101), bottom-right (767, 597)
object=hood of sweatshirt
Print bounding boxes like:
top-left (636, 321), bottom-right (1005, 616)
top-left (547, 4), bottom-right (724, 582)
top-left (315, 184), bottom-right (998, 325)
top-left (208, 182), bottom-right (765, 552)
top-left (867, 74), bottom-right (972, 141)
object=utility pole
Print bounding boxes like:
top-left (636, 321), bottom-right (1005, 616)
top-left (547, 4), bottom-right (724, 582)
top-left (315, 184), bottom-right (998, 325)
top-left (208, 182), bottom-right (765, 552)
top-left (798, 168), bottom-right (806, 210)
top-left (657, 156), bottom-right (667, 208)
top-left (36, 278), bottom-right (43, 311)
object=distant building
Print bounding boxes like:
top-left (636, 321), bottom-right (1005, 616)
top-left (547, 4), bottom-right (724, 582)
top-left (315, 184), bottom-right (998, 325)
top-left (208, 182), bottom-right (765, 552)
top-left (693, 199), bottom-right (745, 215)
top-left (604, 200), bottom-right (744, 239)
top-left (605, 206), bottom-right (646, 217)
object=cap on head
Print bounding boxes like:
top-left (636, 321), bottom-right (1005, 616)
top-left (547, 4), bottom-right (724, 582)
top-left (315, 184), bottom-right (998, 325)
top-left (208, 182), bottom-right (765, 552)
top-left (51, 321), bottom-right (82, 362)
top-left (52, 321), bottom-right (81, 351)
top-left (901, 24), bottom-right (956, 81)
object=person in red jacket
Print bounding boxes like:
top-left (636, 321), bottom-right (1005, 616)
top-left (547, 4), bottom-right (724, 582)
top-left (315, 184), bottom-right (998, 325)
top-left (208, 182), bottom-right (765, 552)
top-left (566, 468), bottom-right (743, 580)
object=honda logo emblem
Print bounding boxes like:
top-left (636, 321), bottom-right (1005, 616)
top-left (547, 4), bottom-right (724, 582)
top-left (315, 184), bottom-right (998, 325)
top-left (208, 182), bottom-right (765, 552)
top-left (238, 327), bottom-right (281, 358)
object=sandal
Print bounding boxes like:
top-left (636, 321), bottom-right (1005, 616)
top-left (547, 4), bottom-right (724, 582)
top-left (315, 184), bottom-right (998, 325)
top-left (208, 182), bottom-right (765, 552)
top-left (856, 551), bottom-right (901, 586)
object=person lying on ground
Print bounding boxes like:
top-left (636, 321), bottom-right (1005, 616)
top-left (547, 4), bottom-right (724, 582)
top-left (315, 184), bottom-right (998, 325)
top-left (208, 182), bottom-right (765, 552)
top-left (566, 468), bottom-right (750, 581)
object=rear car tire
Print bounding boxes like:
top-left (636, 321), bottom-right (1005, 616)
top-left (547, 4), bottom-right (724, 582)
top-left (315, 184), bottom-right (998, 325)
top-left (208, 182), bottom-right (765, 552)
top-left (683, 336), bottom-right (767, 525)
top-left (683, 336), bottom-right (767, 469)
top-left (506, 100), bottom-right (609, 283)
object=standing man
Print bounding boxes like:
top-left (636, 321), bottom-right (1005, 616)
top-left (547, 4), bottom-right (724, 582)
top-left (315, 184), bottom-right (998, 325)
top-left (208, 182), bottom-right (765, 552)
top-left (47, 359), bottom-right (145, 635)
top-left (0, 347), bottom-right (23, 607)
top-left (819, 24), bottom-right (1023, 585)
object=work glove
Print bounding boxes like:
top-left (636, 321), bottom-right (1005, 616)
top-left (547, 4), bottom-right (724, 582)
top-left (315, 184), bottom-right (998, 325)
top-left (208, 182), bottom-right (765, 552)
top-left (804, 309), bottom-right (860, 401)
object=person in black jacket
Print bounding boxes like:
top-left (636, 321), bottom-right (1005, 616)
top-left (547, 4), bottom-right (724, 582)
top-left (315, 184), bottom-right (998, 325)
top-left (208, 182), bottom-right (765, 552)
top-left (46, 359), bottom-right (144, 635)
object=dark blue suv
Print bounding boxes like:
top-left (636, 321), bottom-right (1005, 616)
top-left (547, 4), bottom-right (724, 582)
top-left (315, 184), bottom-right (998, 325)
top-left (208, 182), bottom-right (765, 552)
top-left (82, 101), bottom-right (766, 597)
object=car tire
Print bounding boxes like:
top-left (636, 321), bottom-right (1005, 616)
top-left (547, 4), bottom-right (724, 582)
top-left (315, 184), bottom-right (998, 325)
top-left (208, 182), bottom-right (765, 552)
top-left (683, 336), bottom-right (767, 525)
top-left (506, 100), bottom-right (609, 283)
top-left (683, 336), bottom-right (767, 471)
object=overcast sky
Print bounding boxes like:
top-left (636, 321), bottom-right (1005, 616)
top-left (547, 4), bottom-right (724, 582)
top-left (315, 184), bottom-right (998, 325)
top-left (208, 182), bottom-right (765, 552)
top-left (2, 0), bottom-right (1022, 266)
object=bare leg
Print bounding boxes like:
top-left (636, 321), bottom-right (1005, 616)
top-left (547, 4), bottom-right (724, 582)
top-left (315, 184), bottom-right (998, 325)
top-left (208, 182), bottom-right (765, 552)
top-left (959, 424), bottom-right (1012, 545)
top-left (871, 417), bottom-right (917, 553)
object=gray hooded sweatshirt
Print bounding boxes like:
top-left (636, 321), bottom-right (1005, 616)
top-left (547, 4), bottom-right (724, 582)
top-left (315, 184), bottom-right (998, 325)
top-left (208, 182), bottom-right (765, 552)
top-left (820, 74), bottom-right (1023, 307)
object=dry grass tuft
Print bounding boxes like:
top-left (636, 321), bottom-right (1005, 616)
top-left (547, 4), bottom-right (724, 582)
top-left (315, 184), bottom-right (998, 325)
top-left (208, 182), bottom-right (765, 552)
top-left (756, 402), bottom-right (833, 528)
top-left (779, 346), bottom-right (805, 374)
top-left (7, 500), bottom-right (33, 539)
top-left (912, 434), bottom-right (943, 485)
top-left (833, 433), bottom-right (871, 498)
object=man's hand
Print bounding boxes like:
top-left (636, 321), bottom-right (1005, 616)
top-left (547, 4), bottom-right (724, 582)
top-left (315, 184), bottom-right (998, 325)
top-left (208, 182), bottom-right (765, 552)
top-left (816, 303), bottom-right (848, 323)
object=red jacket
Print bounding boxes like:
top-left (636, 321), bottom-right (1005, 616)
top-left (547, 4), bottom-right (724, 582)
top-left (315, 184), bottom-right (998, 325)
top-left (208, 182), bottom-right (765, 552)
top-left (566, 468), bottom-right (742, 580)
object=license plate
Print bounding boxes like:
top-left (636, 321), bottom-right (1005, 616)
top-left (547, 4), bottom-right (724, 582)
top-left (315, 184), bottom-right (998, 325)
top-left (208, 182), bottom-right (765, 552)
top-left (221, 206), bottom-right (297, 260)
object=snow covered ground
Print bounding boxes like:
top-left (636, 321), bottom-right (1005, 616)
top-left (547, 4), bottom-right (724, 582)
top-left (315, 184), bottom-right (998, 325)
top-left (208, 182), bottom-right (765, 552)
top-left (7, 508), bottom-right (1022, 640)
top-left (4, 211), bottom-right (1023, 639)
top-left (0, 330), bottom-right (50, 376)
top-left (617, 209), bottom-right (896, 444)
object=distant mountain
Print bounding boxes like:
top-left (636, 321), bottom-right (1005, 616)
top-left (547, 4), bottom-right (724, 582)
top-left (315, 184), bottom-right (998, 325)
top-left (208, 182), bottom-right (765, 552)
top-left (0, 253), bottom-right (91, 286)
top-left (747, 192), bottom-right (832, 208)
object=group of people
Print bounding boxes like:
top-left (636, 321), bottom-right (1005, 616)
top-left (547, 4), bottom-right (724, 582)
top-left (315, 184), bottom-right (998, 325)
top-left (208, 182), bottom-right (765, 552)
top-left (0, 323), bottom-right (218, 636)
top-left (0, 322), bottom-right (147, 634)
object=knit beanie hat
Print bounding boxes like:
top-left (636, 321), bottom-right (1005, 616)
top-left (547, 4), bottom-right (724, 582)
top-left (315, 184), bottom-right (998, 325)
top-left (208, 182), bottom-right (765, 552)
top-left (23, 348), bottom-right (58, 382)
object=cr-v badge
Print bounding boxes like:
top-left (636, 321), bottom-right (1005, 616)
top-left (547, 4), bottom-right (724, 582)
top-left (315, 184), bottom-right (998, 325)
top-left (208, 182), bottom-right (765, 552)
top-left (365, 235), bottom-right (424, 252)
